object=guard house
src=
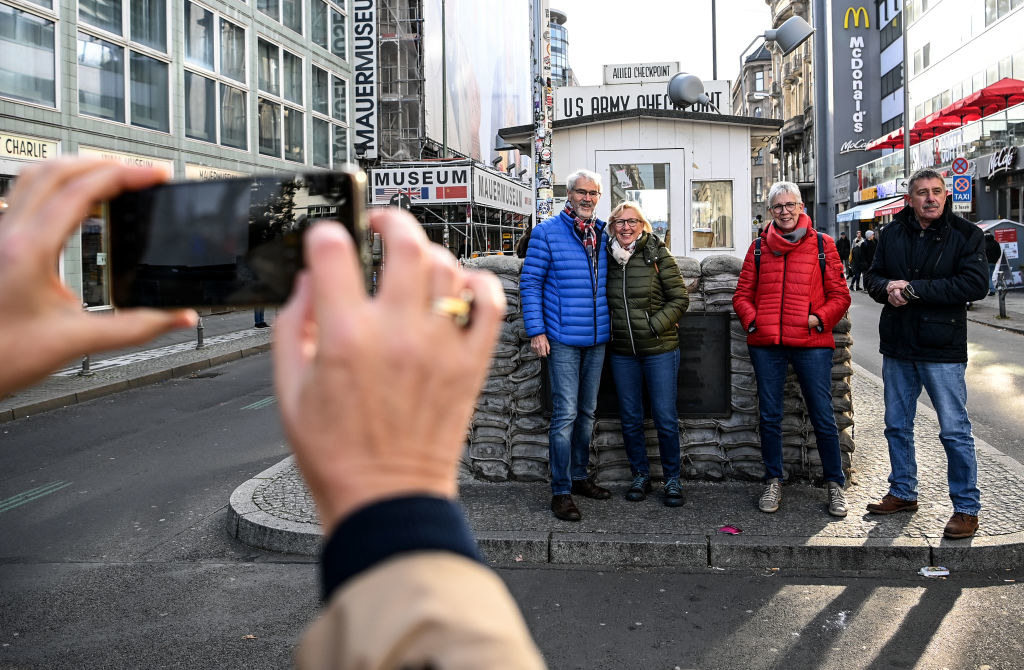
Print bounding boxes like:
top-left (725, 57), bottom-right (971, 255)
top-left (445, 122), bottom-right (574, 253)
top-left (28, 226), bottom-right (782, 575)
top-left (499, 108), bottom-right (782, 259)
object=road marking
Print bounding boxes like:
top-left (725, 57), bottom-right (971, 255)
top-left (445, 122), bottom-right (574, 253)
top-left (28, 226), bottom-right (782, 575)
top-left (0, 481), bottom-right (72, 514)
top-left (53, 331), bottom-right (258, 376)
top-left (241, 397), bottom-right (277, 411)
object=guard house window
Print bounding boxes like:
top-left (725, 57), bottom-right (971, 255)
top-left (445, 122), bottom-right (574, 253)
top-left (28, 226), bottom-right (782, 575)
top-left (77, 0), bottom-right (170, 133)
top-left (609, 163), bottom-right (671, 246)
top-left (691, 180), bottom-right (733, 250)
top-left (311, 64), bottom-right (349, 168)
top-left (0, 3), bottom-right (57, 107)
top-left (754, 70), bottom-right (764, 92)
top-left (183, 2), bottom-right (247, 150)
top-left (258, 38), bottom-right (304, 162)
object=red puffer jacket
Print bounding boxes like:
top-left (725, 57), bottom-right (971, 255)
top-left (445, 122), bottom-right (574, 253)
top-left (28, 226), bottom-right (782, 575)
top-left (733, 214), bottom-right (851, 348)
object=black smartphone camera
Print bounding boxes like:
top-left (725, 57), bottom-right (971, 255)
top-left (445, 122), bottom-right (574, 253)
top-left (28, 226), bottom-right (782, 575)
top-left (108, 168), bottom-right (367, 308)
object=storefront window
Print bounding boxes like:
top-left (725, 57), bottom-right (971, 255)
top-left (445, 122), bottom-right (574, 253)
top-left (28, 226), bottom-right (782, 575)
top-left (0, 5), bottom-right (56, 107)
top-left (609, 163), bottom-right (670, 245)
top-left (81, 214), bottom-right (108, 307)
top-left (691, 180), bottom-right (734, 249)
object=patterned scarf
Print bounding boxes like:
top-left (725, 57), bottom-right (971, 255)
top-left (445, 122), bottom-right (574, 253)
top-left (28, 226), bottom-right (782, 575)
top-left (565, 201), bottom-right (598, 274)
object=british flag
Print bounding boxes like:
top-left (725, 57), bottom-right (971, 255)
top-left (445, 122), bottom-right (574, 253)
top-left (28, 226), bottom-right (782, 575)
top-left (375, 186), bottom-right (429, 201)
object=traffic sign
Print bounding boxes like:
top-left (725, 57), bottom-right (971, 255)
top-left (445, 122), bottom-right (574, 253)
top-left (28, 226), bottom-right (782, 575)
top-left (896, 177), bottom-right (908, 194)
top-left (952, 175), bottom-right (972, 202)
top-left (953, 202), bottom-right (972, 213)
top-left (951, 156), bottom-right (970, 175)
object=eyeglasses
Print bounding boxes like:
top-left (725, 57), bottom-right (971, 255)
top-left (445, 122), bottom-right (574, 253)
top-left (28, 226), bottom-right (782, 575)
top-left (572, 188), bottom-right (601, 198)
top-left (613, 218), bottom-right (641, 228)
top-left (770, 202), bottom-right (801, 214)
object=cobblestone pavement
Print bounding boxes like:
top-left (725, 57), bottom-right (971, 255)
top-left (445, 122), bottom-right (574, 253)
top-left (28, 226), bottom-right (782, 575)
top-left (229, 364), bottom-right (1024, 570)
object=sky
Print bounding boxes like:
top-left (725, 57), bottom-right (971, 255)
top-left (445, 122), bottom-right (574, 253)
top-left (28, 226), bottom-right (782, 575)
top-left (550, 0), bottom-right (775, 86)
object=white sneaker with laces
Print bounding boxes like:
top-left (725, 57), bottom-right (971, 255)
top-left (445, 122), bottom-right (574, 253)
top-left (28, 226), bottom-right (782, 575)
top-left (759, 478), bottom-right (782, 513)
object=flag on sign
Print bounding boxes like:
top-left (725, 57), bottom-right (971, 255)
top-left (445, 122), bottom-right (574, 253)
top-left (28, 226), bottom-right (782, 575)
top-left (374, 187), bottom-right (429, 201)
top-left (437, 185), bottom-right (468, 199)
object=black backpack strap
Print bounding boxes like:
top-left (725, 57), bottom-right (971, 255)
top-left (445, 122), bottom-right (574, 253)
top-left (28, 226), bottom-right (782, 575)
top-left (754, 236), bottom-right (762, 275)
top-left (817, 233), bottom-right (826, 283)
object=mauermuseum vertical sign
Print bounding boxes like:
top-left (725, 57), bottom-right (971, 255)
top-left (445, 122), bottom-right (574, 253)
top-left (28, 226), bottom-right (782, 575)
top-left (832, 5), bottom-right (881, 175)
top-left (352, 0), bottom-right (378, 159)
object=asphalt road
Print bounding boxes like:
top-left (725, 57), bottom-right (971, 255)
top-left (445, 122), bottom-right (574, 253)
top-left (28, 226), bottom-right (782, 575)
top-left (3, 346), bottom-right (1024, 668)
top-left (848, 290), bottom-right (1024, 465)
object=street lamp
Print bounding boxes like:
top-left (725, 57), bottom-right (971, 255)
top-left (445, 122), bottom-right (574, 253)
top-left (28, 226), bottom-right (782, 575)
top-left (737, 16), bottom-right (814, 182)
top-left (667, 72), bottom-right (719, 111)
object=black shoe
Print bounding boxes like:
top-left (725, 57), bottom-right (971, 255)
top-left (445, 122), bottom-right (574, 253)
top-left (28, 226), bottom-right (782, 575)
top-left (625, 473), bottom-right (652, 502)
top-left (255, 322), bottom-right (270, 328)
top-left (662, 477), bottom-right (685, 507)
top-left (551, 494), bottom-right (581, 521)
top-left (571, 478), bottom-right (611, 500)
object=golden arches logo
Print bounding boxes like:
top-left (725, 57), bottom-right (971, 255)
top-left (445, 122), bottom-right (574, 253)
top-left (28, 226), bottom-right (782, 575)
top-left (844, 6), bottom-right (870, 28)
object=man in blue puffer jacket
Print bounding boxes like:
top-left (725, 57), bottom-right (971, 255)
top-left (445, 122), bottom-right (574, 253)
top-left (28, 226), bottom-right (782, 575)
top-left (521, 169), bottom-right (612, 522)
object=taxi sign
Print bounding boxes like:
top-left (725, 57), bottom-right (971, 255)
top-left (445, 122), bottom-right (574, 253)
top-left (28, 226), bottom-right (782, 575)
top-left (951, 175), bottom-right (972, 202)
top-left (951, 156), bottom-right (969, 175)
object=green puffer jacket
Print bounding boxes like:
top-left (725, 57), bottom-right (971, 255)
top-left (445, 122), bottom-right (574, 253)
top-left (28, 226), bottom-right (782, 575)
top-left (605, 232), bottom-right (689, 356)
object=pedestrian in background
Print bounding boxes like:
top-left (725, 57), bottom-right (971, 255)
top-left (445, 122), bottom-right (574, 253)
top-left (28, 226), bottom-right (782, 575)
top-left (836, 231), bottom-right (851, 277)
top-left (254, 306), bottom-right (269, 328)
top-left (848, 235), bottom-right (864, 291)
top-left (605, 202), bottom-right (689, 507)
top-left (864, 168), bottom-right (989, 539)
top-left (984, 231), bottom-right (1001, 295)
top-left (733, 181), bottom-right (852, 517)
top-left (520, 168), bottom-right (612, 522)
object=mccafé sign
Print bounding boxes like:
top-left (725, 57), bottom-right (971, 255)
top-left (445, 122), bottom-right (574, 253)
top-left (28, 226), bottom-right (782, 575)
top-left (988, 146), bottom-right (1019, 177)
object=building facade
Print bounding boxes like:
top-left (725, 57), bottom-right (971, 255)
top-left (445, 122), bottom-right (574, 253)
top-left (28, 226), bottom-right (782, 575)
top-left (0, 0), bottom-right (355, 308)
top-left (731, 43), bottom-right (778, 227)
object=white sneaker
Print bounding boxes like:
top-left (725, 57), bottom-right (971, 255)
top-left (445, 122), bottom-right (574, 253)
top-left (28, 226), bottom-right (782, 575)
top-left (759, 478), bottom-right (782, 513)
top-left (827, 482), bottom-right (848, 517)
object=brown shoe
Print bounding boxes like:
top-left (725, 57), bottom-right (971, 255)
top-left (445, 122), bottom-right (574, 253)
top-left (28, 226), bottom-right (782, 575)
top-left (943, 512), bottom-right (979, 539)
top-left (866, 494), bottom-right (919, 515)
top-left (551, 494), bottom-right (582, 522)
top-left (571, 478), bottom-right (611, 500)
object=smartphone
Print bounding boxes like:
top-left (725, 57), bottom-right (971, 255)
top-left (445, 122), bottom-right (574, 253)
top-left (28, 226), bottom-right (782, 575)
top-left (108, 168), bottom-right (367, 308)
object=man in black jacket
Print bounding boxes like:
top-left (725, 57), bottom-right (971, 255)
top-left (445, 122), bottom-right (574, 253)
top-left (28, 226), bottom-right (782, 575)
top-left (863, 168), bottom-right (989, 540)
top-left (836, 231), bottom-right (851, 276)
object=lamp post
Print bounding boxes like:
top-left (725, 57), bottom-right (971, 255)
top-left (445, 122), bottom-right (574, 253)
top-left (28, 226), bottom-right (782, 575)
top-left (733, 16), bottom-right (814, 186)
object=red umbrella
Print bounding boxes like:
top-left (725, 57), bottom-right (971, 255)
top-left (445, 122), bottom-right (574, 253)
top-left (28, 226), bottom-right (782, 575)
top-left (913, 111), bottom-right (963, 136)
top-left (865, 129), bottom-right (902, 150)
top-left (952, 77), bottom-right (1024, 120)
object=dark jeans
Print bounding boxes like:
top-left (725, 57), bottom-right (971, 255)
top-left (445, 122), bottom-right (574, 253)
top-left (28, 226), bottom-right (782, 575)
top-left (546, 339), bottom-right (606, 495)
top-left (748, 345), bottom-right (845, 485)
top-left (609, 349), bottom-right (682, 480)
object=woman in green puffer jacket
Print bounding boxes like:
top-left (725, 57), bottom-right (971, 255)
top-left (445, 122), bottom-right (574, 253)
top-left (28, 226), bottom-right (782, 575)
top-left (605, 202), bottom-right (689, 507)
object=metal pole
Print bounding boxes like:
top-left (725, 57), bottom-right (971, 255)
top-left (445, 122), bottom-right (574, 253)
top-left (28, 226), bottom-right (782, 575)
top-left (812, 0), bottom-right (834, 235)
top-left (711, 0), bottom-right (718, 80)
top-left (196, 315), bottom-right (204, 349)
top-left (901, 2), bottom-right (911, 179)
top-left (441, 0), bottom-right (448, 158)
top-left (78, 302), bottom-right (94, 377)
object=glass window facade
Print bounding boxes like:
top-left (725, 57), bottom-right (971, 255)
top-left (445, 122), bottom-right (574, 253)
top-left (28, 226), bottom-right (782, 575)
top-left (78, 33), bottom-right (125, 122)
top-left (0, 4), bottom-right (56, 107)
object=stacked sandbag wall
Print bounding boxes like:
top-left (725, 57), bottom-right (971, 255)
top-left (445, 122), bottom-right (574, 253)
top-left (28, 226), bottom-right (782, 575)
top-left (461, 255), bottom-right (854, 484)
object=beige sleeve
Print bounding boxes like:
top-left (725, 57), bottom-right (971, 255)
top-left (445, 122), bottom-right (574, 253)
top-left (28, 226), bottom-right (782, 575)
top-left (296, 552), bottom-right (547, 670)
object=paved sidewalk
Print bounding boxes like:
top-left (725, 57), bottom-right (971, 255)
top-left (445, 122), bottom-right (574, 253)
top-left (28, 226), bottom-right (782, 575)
top-left (228, 364), bottom-right (1024, 573)
top-left (0, 309), bottom-right (274, 422)
top-left (964, 288), bottom-right (1024, 334)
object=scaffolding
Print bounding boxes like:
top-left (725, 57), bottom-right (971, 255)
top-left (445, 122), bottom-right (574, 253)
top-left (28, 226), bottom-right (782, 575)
top-left (378, 0), bottom-right (424, 161)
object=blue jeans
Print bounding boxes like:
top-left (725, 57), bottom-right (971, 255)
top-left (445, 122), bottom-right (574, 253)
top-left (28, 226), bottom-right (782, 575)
top-left (610, 349), bottom-right (681, 479)
top-left (882, 356), bottom-right (980, 514)
top-left (254, 307), bottom-right (265, 325)
top-left (748, 346), bottom-right (845, 485)
top-left (547, 339), bottom-right (606, 495)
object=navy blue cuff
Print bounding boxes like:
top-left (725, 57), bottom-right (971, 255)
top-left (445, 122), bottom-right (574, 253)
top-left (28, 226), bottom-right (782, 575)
top-left (320, 496), bottom-right (481, 602)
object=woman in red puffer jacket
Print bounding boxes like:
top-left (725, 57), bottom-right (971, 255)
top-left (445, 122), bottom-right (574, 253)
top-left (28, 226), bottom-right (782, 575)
top-left (733, 181), bottom-right (851, 519)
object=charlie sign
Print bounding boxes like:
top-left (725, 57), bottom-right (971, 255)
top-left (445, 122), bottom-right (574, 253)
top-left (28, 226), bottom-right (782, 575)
top-left (832, 5), bottom-right (881, 175)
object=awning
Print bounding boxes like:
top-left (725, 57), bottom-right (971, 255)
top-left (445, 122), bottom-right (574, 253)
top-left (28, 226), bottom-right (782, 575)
top-left (873, 197), bottom-right (908, 218)
top-left (836, 197), bottom-right (904, 222)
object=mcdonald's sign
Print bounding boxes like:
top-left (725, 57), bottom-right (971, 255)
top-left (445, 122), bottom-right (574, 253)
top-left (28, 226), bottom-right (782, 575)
top-left (844, 6), bottom-right (870, 28)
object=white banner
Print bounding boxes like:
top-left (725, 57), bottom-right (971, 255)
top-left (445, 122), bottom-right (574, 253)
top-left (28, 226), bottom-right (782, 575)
top-left (472, 167), bottom-right (533, 216)
top-left (352, 0), bottom-right (378, 159)
top-left (555, 80), bottom-right (731, 121)
top-left (78, 146), bottom-right (173, 176)
top-left (370, 165), bottom-right (471, 205)
top-left (184, 164), bottom-right (246, 180)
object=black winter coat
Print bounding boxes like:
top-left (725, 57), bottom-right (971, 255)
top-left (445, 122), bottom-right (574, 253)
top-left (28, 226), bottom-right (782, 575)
top-left (864, 201), bottom-right (988, 363)
top-left (605, 232), bottom-right (689, 356)
top-left (836, 236), bottom-right (851, 263)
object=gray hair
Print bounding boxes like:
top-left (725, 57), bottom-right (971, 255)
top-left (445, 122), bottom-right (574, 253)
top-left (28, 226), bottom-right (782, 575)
top-left (767, 181), bottom-right (801, 207)
top-left (566, 169), bottom-right (603, 193)
top-left (907, 168), bottom-right (945, 193)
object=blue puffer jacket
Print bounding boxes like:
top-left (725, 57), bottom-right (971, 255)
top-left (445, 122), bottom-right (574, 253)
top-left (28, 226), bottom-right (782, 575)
top-left (520, 209), bottom-right (611, 346)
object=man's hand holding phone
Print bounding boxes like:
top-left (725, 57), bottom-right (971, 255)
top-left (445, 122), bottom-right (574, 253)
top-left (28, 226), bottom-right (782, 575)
top-left (0, 159), bottom-right (197, 396)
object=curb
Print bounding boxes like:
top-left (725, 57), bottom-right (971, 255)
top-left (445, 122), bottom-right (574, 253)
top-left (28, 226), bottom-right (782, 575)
top-left (0, 337), bottom-right (270, 423)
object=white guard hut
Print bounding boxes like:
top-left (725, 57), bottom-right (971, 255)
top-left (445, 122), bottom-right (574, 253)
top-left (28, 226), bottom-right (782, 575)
top-left (501, 108), bottom-right (782, 260)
